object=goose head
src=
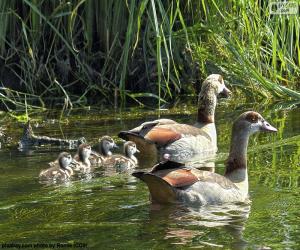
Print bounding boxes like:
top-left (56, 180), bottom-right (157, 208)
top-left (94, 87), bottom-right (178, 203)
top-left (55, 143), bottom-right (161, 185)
top-left (99, 136), bottom-right (118, 156)
top-left (197, 74), bottom-right (231, 124)
top-left (78, 143), bottom-right (92, 162)
top-left (58, 152), bottom-right (73, 170)
top-left (233, 111), bottom-right (277, 136)
top-left (199, 74), bottom-right (231, 100)
top-left (124, 141), bottom-right (140, 158)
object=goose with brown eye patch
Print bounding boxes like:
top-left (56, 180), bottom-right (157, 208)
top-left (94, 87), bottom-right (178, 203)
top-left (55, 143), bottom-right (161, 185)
top-left (119, 74), bottom-right (231, 165)
top-left (132, 111), bottom-right (277, 206)
top-left (243, 112), bottom-right (277, 135)
top-left (39, 152), bottom-right (75, 182)
top-left (103, 141), bottom-right (140, 173)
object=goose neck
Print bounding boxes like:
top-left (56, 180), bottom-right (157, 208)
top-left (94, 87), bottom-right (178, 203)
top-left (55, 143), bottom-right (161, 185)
top-left (197, 88), bottom-right (216, 124)
top-left (225, 128), bottom-right (250, 187)
top-left (229, 129), bottom-right (249, 163)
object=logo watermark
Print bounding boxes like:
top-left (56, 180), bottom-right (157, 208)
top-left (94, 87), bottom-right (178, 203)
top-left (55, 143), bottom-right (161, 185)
top-left (269, 1), bottom-right (299, 15)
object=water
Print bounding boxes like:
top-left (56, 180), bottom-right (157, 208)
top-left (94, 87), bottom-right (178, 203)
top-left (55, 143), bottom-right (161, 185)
top-left (0, 99), bottom-right (299, 249)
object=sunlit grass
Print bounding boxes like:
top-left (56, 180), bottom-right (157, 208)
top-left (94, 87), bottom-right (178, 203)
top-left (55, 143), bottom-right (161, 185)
top-left (0, 0), bottom-right (299, 111)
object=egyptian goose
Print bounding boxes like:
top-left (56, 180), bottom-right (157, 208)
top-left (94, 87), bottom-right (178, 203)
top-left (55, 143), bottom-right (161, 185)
top-left (89, 136), bottom-right (118, 165)
top-left (132, 111), bottom-right (277, 205)
top-left (39, 152), bottom-right (74, 181)
top-left (119, 74), bottom-right (231, 163)
top-left (103, 141), bottom-right (139, 172)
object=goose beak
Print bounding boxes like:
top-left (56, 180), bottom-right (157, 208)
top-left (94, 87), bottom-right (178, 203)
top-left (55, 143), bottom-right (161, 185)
top-left (261, 120), bottom-right (277, 132)
top-left (136, 149), bottom-right (140, 153)
top-left (113, 143), bottom-right (119, 149)
top-left (219, 86), bottom-right (231, 98)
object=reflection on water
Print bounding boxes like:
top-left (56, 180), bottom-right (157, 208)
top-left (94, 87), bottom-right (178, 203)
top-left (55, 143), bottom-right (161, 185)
top-left (148, 202), bottom-right (250, 248)
top-left (0, 101), bottom-right (299, 249)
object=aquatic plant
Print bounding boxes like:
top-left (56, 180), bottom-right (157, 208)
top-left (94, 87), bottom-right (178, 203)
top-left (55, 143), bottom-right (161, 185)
top-left (0, 0), bottom-right (299, 110)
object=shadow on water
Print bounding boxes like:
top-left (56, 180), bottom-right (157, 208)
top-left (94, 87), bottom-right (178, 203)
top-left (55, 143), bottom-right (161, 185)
top-left (0, 100), bottom-right (299, 249)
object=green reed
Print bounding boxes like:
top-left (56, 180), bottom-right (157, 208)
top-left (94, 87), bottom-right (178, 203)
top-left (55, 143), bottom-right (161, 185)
top-left (0, 0), bottom-right (299, 110)
top-left (188, 0), bottom-right (300, 99)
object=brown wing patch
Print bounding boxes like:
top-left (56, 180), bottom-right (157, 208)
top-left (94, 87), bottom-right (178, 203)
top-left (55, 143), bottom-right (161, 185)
top-left (190, 169), bottom-right (237, 190)
top-left (145, 127), bottom-right (181, 145)
top-left (160, 124), bottom-right (212, 141)
top-left (154, 168), bottom-right (199, 187)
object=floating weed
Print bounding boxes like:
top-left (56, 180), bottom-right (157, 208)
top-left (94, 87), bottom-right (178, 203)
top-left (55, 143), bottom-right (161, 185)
top-left (7, 112), bottom-right (28, 123)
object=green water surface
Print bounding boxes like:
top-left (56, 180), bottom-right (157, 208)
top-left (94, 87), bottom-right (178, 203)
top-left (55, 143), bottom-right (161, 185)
top-left (0, 99), bottom-right (299, 249)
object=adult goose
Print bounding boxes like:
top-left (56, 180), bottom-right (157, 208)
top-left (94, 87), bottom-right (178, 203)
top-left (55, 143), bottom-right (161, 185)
top-left (119, 74), bottom-right (231, 163)
top-left (132, 111), bottom-right (277, 205)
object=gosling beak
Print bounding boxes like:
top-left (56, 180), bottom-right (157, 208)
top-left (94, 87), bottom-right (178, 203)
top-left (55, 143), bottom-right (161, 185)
top-left (136, 149), bottom-right (140, 153)
top-left (261, 120), bottom-right (278, 132)
top-left (219, 86), bottom-right (231, 98)
top-left (71, 159), bottom-right (80, 166)
top-left (113, 143), bottom-right (119, 149)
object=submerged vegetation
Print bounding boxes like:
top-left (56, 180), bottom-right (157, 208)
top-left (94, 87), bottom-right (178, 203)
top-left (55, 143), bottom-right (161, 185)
top-left (0, 0), bottom-right (299, 110)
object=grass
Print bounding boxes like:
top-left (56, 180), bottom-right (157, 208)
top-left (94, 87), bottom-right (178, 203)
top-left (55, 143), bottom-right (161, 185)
top-left (188, 1), bottom-right (300, 99)
top-left (0, 0), bottom-right (299, 111)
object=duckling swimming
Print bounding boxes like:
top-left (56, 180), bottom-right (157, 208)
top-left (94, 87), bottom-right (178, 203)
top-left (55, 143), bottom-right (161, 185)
top-left (39, 152), bottom-right (74, 181)
top-left (89, 136), bottom-right (118, 165)
top-left (104, 141), bottom-right (139, 172)
top-left (73, 143), bottom-right (92, 172)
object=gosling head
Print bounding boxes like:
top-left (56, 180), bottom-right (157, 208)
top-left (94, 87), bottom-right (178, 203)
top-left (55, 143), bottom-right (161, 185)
top-left (78, 143), bottom-right (92, 162)
top-left (99, 136), bottom-right (118, 156)
top-left (58, 152), bottom-right (73, 170)
top-left (124, 141), bottom-right (140, 158)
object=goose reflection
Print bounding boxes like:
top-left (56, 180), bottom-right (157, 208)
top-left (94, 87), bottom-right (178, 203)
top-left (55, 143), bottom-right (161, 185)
top-left (146, 202), bottom-right (251, 249)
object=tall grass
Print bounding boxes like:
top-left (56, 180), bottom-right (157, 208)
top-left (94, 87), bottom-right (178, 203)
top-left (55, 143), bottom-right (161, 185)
top-left (187, 1), bottom-right (300, 99)
top-left (0, 0), bottom-right (299, 111)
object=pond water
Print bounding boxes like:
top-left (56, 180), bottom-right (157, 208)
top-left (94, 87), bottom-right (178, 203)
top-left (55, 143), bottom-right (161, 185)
top-left (0, 98), bottom-right (299, 249)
